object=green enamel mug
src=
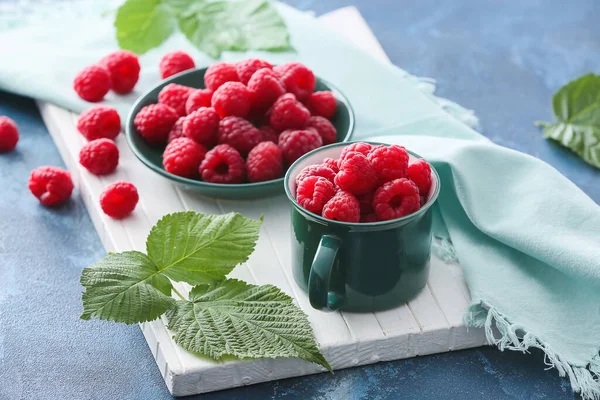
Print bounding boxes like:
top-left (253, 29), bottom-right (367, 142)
top-left (284, 142), bottom-right (441, 312)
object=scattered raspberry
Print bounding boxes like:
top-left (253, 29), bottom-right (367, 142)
top-left (163, 137), bottom-right (207, 179)
top-left (0, 116), bottom-right (19, 152)
top-left (246, 141), bottom-right (283, 183)
top-left (199, 144), bottom-right (246, 184)
top-left (295, 164), bottom-right (336, 186)
top-left (306, 116), bottom-right (336, 145)
top-left (321, 157), bottom-right (339, 173)
top-left (73, 65), bottom-right (111, 102)
top-left (339, 142), bottom-right (373, 161)
top-left (183, 107), bottom-right (219, 147)
top-left (335, 151), bottom-right (378, 195)
top-left (185, 88), bottom-right (213, 114)
top-left (258, 125), bottom-right (279, 144)
top-left (236, 58), bottom-right (273, 85)
top-left (269, 93), bottom-right (311, 131)
top-left (99, 50), bottom-right (140, 94)
top-left (367, 144), bottom-right (409, 183)
top-left (357, 192), bottom-right (374, 215)
top-left (28, 166), bottom-right (74, 207)
top-left (134, 104), bottom-right (178, 146)
top-left (77, 105), bottom-right (121, 141)
top-left (248, 68), bottom-right (285, 111)
top-left (167, 117), bottom-right (186, 143)
top-left (211, 82), bottom-right (252, 118)
top-left (322, 190), bottom-right (360, 223)
top-left (373, 178), bottom-right (420, 221)
top-left (204, 62), bottom-right (239, 91)
top-left (159, 51), bottom-right (195, 79)
top-left (100, 181), bottom-right (139, 219)
top-left (296, 176), bottom-right (336, 214)
top-left (273, 62), bottom-right (316, 102)
top-left (361, 213), bottom-right (378, 223)
top-left (407, 159), bottom-right (433, 195)
top-left (217, 116), bottom-right (261, 155)
top-left (306, 91), bottom-right (337, 119)
top-left (158, 83), bottom-right (194, 117)
top-left (79, 138), bottom-right (119, 175)
top-left (278, 129), bottom-right (322, 165)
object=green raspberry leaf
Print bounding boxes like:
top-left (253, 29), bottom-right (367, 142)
top-left (80, 251), bottom-right (176, 324)
top-left (166, 279), bottom-right (332, 371)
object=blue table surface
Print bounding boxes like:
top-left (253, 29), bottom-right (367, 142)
top-left (1, 0), bottom-right (599, 399)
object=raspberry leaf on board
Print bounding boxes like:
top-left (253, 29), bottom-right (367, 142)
top-left (166, 279), bottom-right (332, 371)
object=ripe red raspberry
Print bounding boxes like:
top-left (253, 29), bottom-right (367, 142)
top-left (361, 213), bottom-right (378, 223)
top-left (204, 62), bottom-right (239, 91)
top-left (159, 51), bottom-right (195, 79)
top-left (306, 116), bottom-right (336, 145)
top-left (183, 107), bottom-right (219, 147)
top-left (236, 58), bottom-right (273, 85)
top-left (77, 105), bottom-right (121, 141)
top-left (258, 125), bottom-right (279, 143)
top-left (163, 137), bottom-right (207, 179)
top-left (79, 138), bottom-right (119, 175)
top-left (357, 192), bottom-right (374, 215)
top-left (296, 176), bottom-right (336, 214)
top-left (158, 83), bottom-right (194, 117)
top-left (269, 93), bottom-right (310, 131)
top-left (295, 164), bottom-right (336, 186)
top-left (99, 50), bottom-right (140, 94)
top-left (73, 65), bottom-right (111, 102)
top-left (199, 144), bottom-right (246, 184)
top-left (373, 178), bottom-right (420, 221)
top-left (335, 151), bottom-right (378, 195)
top-left (217, 116), bottom-right (261, 155)
top-left (322, 190), bottom-right (360, 222)
top-left (306, 91), bottom-right (337, 119)
top-left (339, 142), bottom-right (373, 161)
top-left (407, 159), bottom-right (433, 195)
top-left (100, 181), bottom-right (139, 219)
top-left (278, 129), bottom-right (322, 165)
top-left (211, 82), bottom-right (252, 118)
top-left (134, 104), bottom-right (178, 146)
top-left (248, 68), bottom-right (285, 111)
top-left (167, 117), bottom-right (186, 143)
top-left (246, 141), bottom-right (283, 183)
top-left (368, 144), bottom-right (409, 183)
top-left (0, 116), bottom-right (19, 152)
top-left (273, 62), bottom-right (316, 102)
top-left (185, 88), bottom-right (213, 114)
top-left (28, 166), bottom-right (74, 207)
top-left (321, 157), bottom-right (339, 173)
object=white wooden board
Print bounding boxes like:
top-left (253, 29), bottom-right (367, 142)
top-left (38, 6), bottom-right (487, 397)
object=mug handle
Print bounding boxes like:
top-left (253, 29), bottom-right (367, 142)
top-left (308, 235), bottom-right (346, 311)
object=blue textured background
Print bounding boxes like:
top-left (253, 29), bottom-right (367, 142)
top-left (1, 0), bottom-right (599, 399)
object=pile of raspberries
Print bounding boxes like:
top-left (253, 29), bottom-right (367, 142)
top-left (294, 142), bottom-right (433, 223)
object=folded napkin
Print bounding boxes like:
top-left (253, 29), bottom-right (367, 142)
top-left (1, 1), bottom-right (599, 398)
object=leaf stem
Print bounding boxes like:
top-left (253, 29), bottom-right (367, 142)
top-left (172, 286), bottom-right (187, 301)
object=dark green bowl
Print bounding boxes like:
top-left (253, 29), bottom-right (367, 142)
top-left (125, 67), bottom-right (355, 199)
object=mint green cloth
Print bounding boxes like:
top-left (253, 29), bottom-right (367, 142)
top-left (1, 2), bottom-right (599, 398)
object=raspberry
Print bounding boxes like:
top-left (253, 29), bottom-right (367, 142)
top-left (236, 58), bottom-right (273, 85)
top-left (28, 166), bottom-right (74, 207)
top-left (158, 83), bottom-right (194, 117)
top-left (306, 116), bottom-right (336, 145)
top-left (339, 142), bottom-right (373, 161)
top-left (0, 116), bottom-right (19, 152)
top-left (321, 157), bottom-right (339, 173)
top-left (278, 129), bottom-right (322, 165)
top-left (258, 125), bottom-right (279, 144)
top-left (73, 65), bottom-right (111, 102)
top-left (246, 141), bottom-right (283, 183)
top-left (407, 159), bottom-right (433, 195)
top-left (248, 68), bottom-right (285, 111)
top-left (373, 178), bottom-right (420, 221)
top-left (361, 213), bottom-right (378, 223)
top-left (79, 138), bottom-right (119, 175)
top-left (269, 93), bottom-right (310, 131)
top-left (204, 62), bottom-right (239, 91)
top-left (199, 144), bottom-right (246, 184)
top-left (100, 181), bottom-right (139, 219)
top-left (159, 51), bottom-right (195, 79)
top-left (163, 137), bottom-right (207, 179)
top-left (273, 62), bottom-right (316, 102)
top-left (167, 117), bottom-right (186, 143)
top-left (335, 151), bottom-right (378, 195)
top-left (185, 88), bottom-right (213, 114)
top-left (99, 50), bottom-right (140, 94)
top-left (211, 82), bottom-right (252, 118)
top-left (307, 91), bottom-right (337, 119)
top-left (367, 144), bottom-right (409, 183)
top-left (77, 106), bottom-right (121, 141)
top-left (322, 190), bottom-right (360, 222)
top-left (134, 104), bottom-right (178, 146)
top-left (183, 107), bottom-right (219, 147)
top-left (357, 192), bottom-right (374, 215)
top-left (295, 164), bottom-right (336, 186)
top-left (217, 116), bottom-right (261, 155)
top-left (296, 176), bottom-right (336, 214)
